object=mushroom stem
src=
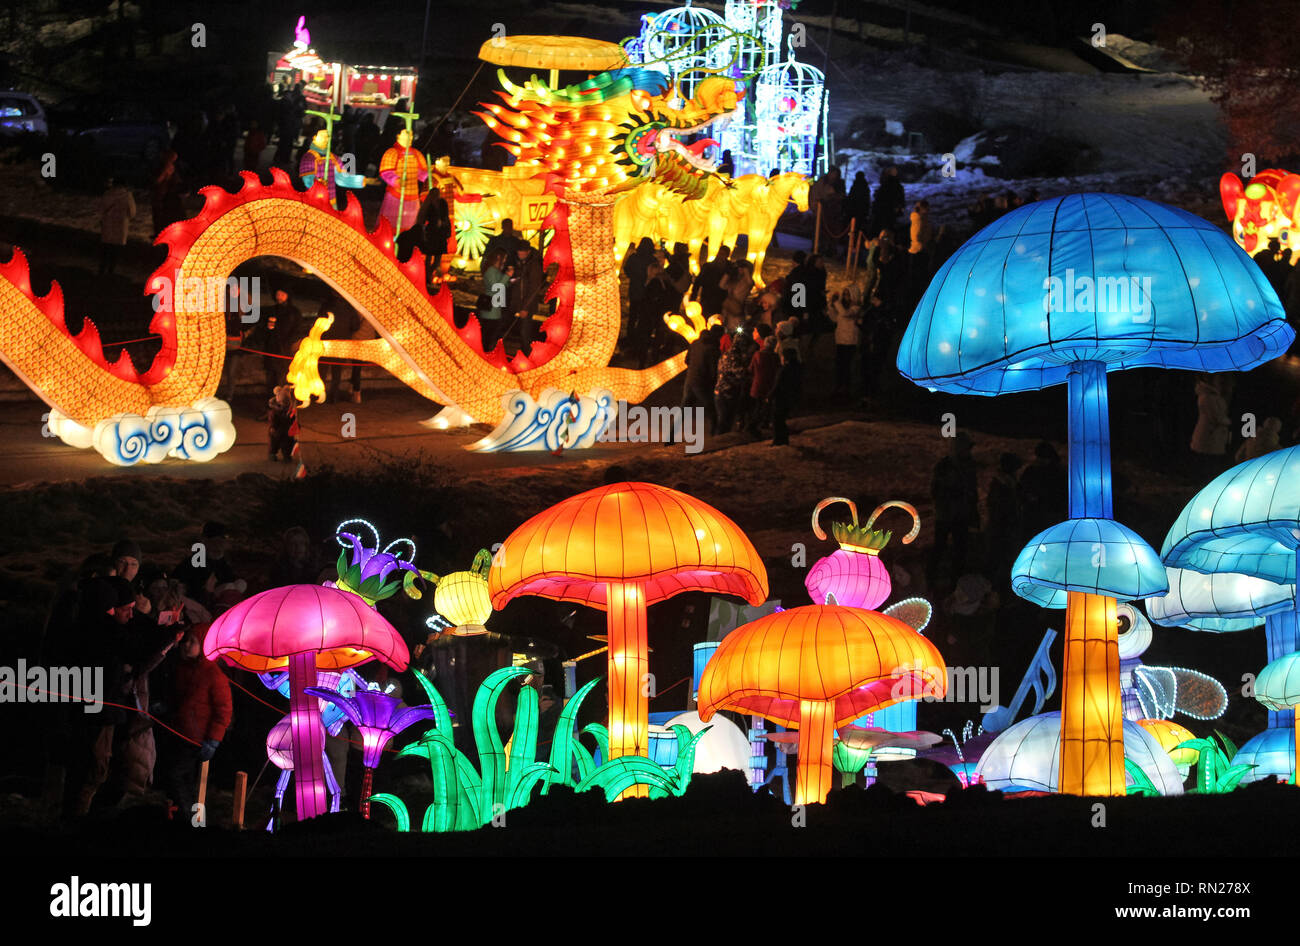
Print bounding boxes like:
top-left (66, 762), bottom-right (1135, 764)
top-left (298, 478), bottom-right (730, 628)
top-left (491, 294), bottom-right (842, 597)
top-left (795, 699), bottom-right (835, 806)
top-left (288, 651), bottom-right (329, 820)
top-left (1060, 360), bottom-right (1124, 795)
top-left (606, 580), bottom-right (650, 798)
top-left (1266, 609), bottom-right (1299, 729)
top-left (1293, 709), bottom-right (1299, 786)
top-left (1067, 360), bottom-right (1112, 519)
top-left (1060, 591), bottom-right (1125, 795)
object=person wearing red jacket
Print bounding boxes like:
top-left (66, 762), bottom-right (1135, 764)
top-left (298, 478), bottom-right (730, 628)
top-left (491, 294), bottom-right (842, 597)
top-left (159, 624), bottom-right (232, 821)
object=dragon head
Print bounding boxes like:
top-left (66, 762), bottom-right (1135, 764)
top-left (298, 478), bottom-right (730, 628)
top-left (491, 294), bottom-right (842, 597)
top-left (477, 67), bottom-right (743, 200)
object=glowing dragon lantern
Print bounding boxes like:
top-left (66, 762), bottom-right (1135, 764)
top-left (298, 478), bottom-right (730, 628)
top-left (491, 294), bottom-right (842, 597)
top-left (805, 498), bottom-right (919, 609)
top-left (489, 482), bottom-right (767, 794)
top-left (476, 64), bottom-right (741, 201)
top-left (1220, 169), bottom-right (1300, 261)
top-left (898, 193), bottom-right (1293, 796)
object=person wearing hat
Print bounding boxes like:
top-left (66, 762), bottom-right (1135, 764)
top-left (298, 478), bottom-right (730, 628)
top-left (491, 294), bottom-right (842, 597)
top-left (110, 539), bottom-right (154, 617)
top-left (105, 576), bottom-right (183, 806)
top-left (928, 431), bottom-right (979, 587)
top-left (65, 577), bottom-right (130, 815)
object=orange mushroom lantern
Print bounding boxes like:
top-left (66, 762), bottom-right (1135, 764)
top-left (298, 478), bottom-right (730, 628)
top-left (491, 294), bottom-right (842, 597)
top-left (697, 604), bottom-right (947, 806)
top-left (489, 482), bottom-right (768, 787)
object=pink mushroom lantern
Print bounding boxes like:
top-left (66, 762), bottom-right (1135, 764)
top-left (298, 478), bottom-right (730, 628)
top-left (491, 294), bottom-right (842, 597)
top-left (204, 584), bottom-right (410, 821)
top-left (805, 499), bottom-right (920, 609)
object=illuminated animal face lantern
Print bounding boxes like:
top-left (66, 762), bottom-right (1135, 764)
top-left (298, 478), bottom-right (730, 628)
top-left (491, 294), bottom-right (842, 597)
top-left (805, 499), bottom-right (920, 610)
top-left (476, 69), bottom-right (742, 200)
top-left (1220, 170), bottom-right (1300, 261)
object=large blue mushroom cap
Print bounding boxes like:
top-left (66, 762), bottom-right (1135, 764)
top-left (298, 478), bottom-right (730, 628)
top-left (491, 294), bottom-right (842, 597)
top-left (1162, 444), bottom-right (1300, 585)
top-left (1146, 566), bottom-right (1294, 632)
top-left (1011, 517), bottom-right (1167, 608)
top-left (897, 193), bottom-right (1293, 394)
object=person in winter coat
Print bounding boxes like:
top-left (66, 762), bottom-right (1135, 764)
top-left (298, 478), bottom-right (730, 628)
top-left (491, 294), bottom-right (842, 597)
top-left (623, 237), bottom-right (657, 344)
top-left (268, 526), bottom-right (322, 587)
top-left (870, 164), bottom-right (905, 237)
top-left (745, 325), bottom-right (779, 437)
top-left (830, 286), bottom-right (863, 396)
top-left (110, 575), bottom-right (184, 806)
top-left (158, 624), bottom-right (232, 819)
top-left (846, 172), bottom-right (871, 232)
top-left (769, 345), bottom-right (802, 446)
top-left (509, 241), bottom-right (547, 347)
top-left (478, 247), bottom-right (511, 352)
top-left (98, 178), bottom-right (136, 276)
top-left (267, 384), bottom-right (299, 462)
top-left (65, 578), bottom-right (130, 815)
top-left (636, 259), bottom-right (682, 367)
top-left (682, 324), bottom-right (724, 435)
top-left (693, 247), bottom-right (731, 317)
top-left (714, 328), bottom-right (757, 434)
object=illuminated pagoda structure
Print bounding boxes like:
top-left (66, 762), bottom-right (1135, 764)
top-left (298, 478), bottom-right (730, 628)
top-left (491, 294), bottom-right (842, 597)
top-left (268, 17), bottom-right (418, 124)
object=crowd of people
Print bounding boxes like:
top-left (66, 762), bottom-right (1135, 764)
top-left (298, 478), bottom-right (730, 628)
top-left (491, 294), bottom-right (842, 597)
top-left (40, 521), bottom-right (403, 822)
top-left (614, 164), bottom-right (1027, 446)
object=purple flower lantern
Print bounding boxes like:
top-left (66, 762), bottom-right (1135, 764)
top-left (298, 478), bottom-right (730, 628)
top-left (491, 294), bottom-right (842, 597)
top-left (327, 518), bottom-right (432, 605)
top-left (805, 498), bottom-right (920, 609)
top-left (304, 684), bottom-right (437, 818)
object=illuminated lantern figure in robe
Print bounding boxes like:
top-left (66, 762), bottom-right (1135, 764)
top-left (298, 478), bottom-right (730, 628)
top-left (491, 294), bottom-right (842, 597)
top-left (299, 127), bottom-right (365, 207)
top-left (897, 193), bottom-right (1293, 796)
top-left (379, 125), bottom-right (428, 234)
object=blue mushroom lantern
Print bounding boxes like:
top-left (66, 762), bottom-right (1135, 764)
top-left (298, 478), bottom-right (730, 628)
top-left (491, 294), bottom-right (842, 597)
top-left (898, 193), bottom-right (1292, 795)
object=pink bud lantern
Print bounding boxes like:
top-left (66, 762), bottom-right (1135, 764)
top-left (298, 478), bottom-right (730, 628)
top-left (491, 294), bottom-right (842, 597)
top-left (805, 499), bottom-right (921, 609)
top-left (204, 585), bottom-right (410, 821)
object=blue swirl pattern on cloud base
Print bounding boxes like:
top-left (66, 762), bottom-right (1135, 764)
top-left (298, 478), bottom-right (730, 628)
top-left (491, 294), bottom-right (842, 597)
top-left (50, 398), bottom-right (236, 465)
top-left (472, 387), bottom-right (616, 452)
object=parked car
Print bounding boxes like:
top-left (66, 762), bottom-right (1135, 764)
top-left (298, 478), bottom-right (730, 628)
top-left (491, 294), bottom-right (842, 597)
top-left (46, 97), bottom-right (171, 166)
top-left (0, 91), bottom-right (48, 138)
